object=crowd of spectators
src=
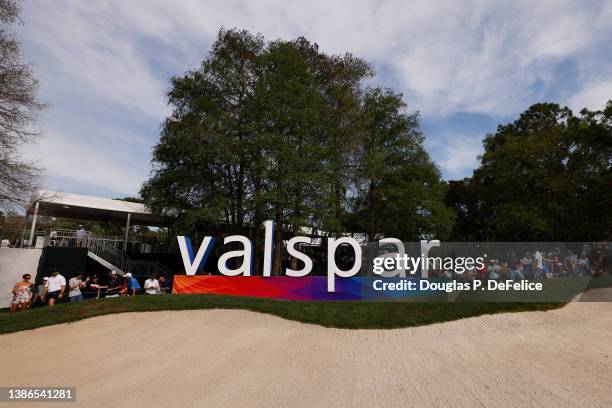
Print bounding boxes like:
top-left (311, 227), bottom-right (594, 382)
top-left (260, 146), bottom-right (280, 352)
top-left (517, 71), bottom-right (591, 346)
top-left (433, 242), bottom-right (611, 282)
top-left (9, 269), bottom-right (173, 312)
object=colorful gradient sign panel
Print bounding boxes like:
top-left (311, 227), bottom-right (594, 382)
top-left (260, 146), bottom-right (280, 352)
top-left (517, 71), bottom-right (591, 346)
top-left (172, 276), bottom-right (427, 301)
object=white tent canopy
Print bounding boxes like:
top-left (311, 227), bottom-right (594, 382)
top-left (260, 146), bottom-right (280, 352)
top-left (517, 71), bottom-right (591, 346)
top-left (27, 190), bottom-right (169, 226)
top-left (26, 190), bottom-right (171, 250)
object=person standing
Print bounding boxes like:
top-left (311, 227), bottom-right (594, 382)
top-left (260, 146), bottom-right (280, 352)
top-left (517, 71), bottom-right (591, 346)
top-left (10, 274), bottom-right (34, 312)
top-left (75, 225), bottom-right (87, 247)
top-left (35, 277), bottom-right (49, 306)
top-left (49, 230), bottom-right (58, 247)
top-left (534, 249), bottom-right (544, 279)
top-left (46, 269), bottom-right (66, 306)
top-left (68, 272), bottom-right (87, 302)
top-left (144, 274), bottom-right (161, 295)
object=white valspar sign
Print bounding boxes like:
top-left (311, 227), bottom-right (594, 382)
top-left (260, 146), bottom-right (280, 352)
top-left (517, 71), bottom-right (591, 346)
top-left (177, 220), bottom-right (441, 292)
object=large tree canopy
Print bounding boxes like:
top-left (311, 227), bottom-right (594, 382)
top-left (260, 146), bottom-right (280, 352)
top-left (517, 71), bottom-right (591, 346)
top-left (142, 28), bottom-right (452, 273)
top-left (447, 102), bottom-right (612, 241)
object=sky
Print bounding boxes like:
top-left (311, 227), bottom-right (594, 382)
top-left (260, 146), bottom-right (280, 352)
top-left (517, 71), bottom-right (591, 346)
top-left (15, 0), bottom-right (612, 198)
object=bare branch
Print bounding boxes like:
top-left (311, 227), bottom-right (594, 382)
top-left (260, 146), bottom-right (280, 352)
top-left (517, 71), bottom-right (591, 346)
top-left (0, 0), bottom-right (44, 211)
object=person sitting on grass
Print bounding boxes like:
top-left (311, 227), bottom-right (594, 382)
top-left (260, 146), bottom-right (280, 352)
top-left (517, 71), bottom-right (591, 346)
top-left (68, 272), bottom-right (88, 302)
top-left (521, 253), bottom-right (533, 278)
top-left (542, 260), bottom-right (554, 279)
top-left (158, 276), bottom-right (172, 293)
top-left (10, 274), bottom-right (34, 312)
top-left (124, 272), bottom-right (140, 296)
top-left (84, 275), bottom-right (105, 299)
top-left (144, 274), bottom-right (161, 295)
top-left (46, 269), bottom-right (66, 306)
top-left (488, 260), bottom-right (501, 280)
top-left (578, 252), bottom-right (590, 275)
top-left (508, 253), bottom-right (525, 281)
top-left (106, 271), bottom-right (123, 298)
top-left (564, 251), bottom-right (577, 275)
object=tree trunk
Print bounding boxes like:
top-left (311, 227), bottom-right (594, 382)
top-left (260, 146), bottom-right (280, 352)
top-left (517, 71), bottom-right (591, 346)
top-left (272, 206), bottom-right (283, 276)
top-left (252, 174), bottom-right (263, 275)
top-left (289, 223), bottom-right (299, 271)
top-left (368, 179), bottom-right (376, 242)
top-left (236, 163), bottom-right (245, 229)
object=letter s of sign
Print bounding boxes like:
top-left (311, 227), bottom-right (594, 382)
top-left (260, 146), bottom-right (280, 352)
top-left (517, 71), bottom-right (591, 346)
top-left (285, 236), bottom-right (313, 277)
top-left (177, 236), bottom-right (216, 275)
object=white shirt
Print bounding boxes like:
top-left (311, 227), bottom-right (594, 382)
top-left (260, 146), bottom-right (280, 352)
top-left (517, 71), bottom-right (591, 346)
top-left (47, 274), bottom-right (66, 292)
top-left (144, 279), bottom-right (160, 295)
top-left (68, 277), bottom-right (83, 297)
top-left (534, 251), bottom-right (543, 269)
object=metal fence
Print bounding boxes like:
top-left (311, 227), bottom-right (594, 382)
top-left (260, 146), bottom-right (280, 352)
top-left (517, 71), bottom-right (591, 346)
top-left (2, 228), bottom-right (175, 277)
top-left (0, 229), bottom-right (46, 248)
top-left (64, 230), bottom-right (174, 277)
top-left (47, 229), bottom-right (86, 248)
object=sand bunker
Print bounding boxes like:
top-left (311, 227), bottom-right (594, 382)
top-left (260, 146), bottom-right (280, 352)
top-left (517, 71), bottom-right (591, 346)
top-left (0, 303), bottom-right (611, 407)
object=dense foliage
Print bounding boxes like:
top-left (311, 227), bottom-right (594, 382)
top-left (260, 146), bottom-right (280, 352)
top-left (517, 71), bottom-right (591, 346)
top-left (142, 28), bottom-right (610, 268)
top-left (446, 103), bottom-right (611, 241)
top-left (142, 29), bottom-right (451, 273)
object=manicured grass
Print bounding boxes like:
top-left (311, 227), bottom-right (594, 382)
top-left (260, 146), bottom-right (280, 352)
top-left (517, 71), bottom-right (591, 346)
top-left (0, 294), bottom-right (564, 335)
top-left (3, 275), bottom-right (610, 335)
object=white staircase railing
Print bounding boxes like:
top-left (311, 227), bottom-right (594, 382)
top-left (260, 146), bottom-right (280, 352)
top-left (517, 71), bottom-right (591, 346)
top-left (46, 230), bottom-right (172, 277)
top-left (87, 233), bottom-right (130, 274)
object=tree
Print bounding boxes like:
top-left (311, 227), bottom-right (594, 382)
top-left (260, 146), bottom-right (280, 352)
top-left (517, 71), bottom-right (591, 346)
top-left (444, 178), bottom-right (488, 241)
top-left (0, 0), bottom-right (44, 211)
top-left (562, 102), bottom-right (612, 240)
top-left (313, 50), bottom-right (372, 236)
top-left (247, 39), bottom-right (329, 273)
top-left (143, 28), bottom-right (457, 274)
top-left (447, 102), bottom-right (612, 241)
top-left (350, 87), bottom-right (454, 241)
top-left (141, 28), bottom-right (264, 236)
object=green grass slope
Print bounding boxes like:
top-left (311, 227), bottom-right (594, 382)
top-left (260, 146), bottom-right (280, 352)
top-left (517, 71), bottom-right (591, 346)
top-left (0, 294), bottom-right (564, 335)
